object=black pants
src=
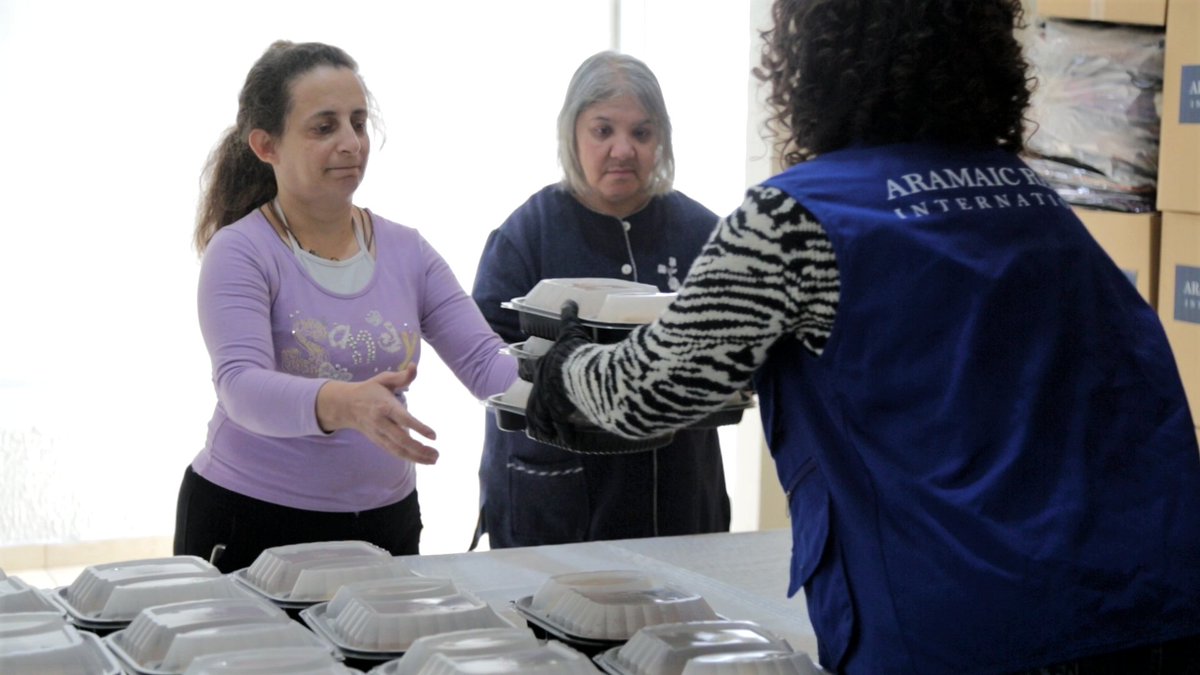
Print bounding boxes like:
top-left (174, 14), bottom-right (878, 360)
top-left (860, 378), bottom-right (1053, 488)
top-left (173, 466), bottom-right (422, 573)
top-left (1013, 634), bottom-right (1200, 675)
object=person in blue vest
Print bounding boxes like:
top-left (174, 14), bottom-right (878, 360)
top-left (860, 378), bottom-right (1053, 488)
top-left (524, 1), bottom-right (1200, 673)
top-left (469, 51), bottom-right (730, 549)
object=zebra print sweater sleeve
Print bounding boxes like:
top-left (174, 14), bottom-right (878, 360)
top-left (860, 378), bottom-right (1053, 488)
top-left (562, 185), bottom-right (841, 439)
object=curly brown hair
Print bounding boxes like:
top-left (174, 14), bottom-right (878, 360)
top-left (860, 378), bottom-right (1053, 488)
top-left (755, 0), bottom-right (1034, 166)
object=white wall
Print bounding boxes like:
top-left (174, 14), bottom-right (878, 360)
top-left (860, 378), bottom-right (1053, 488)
top-left (0, 0), bottom-right (753, 554)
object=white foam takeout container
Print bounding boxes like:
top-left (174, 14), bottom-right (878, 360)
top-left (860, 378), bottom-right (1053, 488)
top-left (505, 337), bottom-right (554, 382)
top-left (486, 381), bottom-right (677, 454)
top-left (489, 354), bottom-right (754, 438)
top-left (414, 641), bottom-right (601, 675)
top-left (51, 555), bottom-right (249, 628)
top-left (679, 649), bottom-right (824, 675)
top-left (104, 596), bottom-right (338, 675)
top-left (0, 575), bottom-right (66, 616)
top-left (0, 611), bottom-right (123, 675)
top-left (507, 336), bottom-right (554, 358)
top-left (517, 278), bottom-right (675, 325)
top-left (367, 626), bottom-right (540, 675)
top-left (233, 540), bottom-right (412, 606)
top-left (300, 577), bottom-right (511, 659)
top-left (181, 645), bottom-right (359, 675)
top-left (516, 570), bottom-right (719, 643)
top-left (594, 620), bottom-right (804, 675)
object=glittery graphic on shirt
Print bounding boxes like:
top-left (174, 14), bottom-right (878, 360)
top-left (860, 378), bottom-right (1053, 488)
top-left (283, 311), bottom-right (419, 379)
top-left (328, 324), bottom-right (377, 365)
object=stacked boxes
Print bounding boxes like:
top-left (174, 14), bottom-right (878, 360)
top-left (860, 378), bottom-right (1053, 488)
top-left (1157, 0), bottom-right (1200, 214)
top-left (1035, 0), bottom-right (1200, 432)
top-left (1157, 0), bottom-right (1200, 433)
top-left (1034, 0), bottom-right (1166, 24)
top-left (1074, 209), bottom-right (1161, 306)
top-left (1159, 213), bottom-right (1200, 428)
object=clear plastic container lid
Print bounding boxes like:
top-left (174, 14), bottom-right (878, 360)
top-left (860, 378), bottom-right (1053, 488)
top-left (181, 646), bottom-right (357, 675)
top-left (303, 577), bottom-right (510, 654)
top-left (414, 642), bottom-right (600, 675)
top-left (494, 380), bottom-right (532, 408)
top-left (0, 576), bottom-right (64, 615)
top-left (603, 621), bottom-right (794, 675)
top-left (58, 555), bottom-right (238, 624)
top-left (240, 540), bottom-right (407, 602)
top-left (0, 611), bottom-right (123, 675)
top-left (679, 650), bottom-right (824, 675)
top-left (530, 571), bottom-right (656, 610)
top-left (373, 627), bottom-right (539, 675)
top-left (527, 571), bottom-right (717, 641)
top-left (508, 337), bottom-right (553, 358)
top-left (105, 596), bottom-right (333, 674)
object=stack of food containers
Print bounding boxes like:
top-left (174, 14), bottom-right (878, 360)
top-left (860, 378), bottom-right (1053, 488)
top-left (3, 544), bottom-right (829, 674)
top-left (490, 278), bottom-right (753, 453)
top-left (1, 554), bottom-right (358, 675)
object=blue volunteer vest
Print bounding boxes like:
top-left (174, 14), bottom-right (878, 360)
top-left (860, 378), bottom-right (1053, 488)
top-left (758, 143), bottom-right (1200, 674)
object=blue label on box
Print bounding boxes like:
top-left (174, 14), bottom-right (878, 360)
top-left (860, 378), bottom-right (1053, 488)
top-left (1176, 265), bottom-right (1200, 324)
top-left (1182, 65), bottom-right (1200, 124)
top-left (1121, 268), bottom-right (1138, 287)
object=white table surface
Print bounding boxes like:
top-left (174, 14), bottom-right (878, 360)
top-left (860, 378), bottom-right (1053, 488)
top-left (401, 528), bottom-right (820, 657)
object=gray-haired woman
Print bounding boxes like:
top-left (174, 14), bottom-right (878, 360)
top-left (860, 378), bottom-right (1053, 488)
top-left (469, 51), bottom-right (729, 549)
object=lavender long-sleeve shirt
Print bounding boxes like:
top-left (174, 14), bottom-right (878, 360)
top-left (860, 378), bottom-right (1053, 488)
top-left (192, 210), bottom-right (517, 512)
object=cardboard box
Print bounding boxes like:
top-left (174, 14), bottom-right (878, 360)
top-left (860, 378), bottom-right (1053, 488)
top-left (1156, 0), bottom-right (1200, 214)
top-left (1035, 0), bottom-right (1167, 25)
top-left (1157, 212), bottom-right (1200, 425)
top-left (1076, 208), bottom-right (1161, 307)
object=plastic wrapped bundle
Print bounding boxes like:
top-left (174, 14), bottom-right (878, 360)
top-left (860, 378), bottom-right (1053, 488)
top-left (1023, 18), bottom-right (1164, 212)
top-left (1021, 156), bottom-right (1156, 212)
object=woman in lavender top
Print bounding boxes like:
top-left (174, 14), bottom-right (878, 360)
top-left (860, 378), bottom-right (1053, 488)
top-left (174, 41), bottom-right (517, 572)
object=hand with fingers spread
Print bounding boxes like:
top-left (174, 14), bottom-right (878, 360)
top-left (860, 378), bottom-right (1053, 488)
top-left (316, 364), bottom-right (440, 464)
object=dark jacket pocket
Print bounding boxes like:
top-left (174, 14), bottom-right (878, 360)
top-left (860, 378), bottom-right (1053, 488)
top-left (507, 455), bottom-right (589, 545)
top-left (787, 463), bottom-right (855, 672)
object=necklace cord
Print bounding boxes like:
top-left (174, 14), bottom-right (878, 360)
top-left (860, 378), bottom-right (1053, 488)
top-left (271, 198), bottom-right (359, 261)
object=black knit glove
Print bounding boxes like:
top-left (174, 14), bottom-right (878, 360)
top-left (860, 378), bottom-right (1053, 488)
top-left (525, 300), bottom-right (594, 448)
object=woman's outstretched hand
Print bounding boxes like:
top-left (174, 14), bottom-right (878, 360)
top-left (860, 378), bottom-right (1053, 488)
top-left (316, 364), bottom-right (439, 464)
